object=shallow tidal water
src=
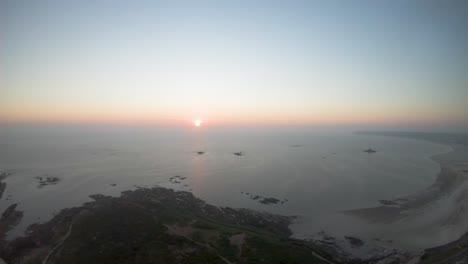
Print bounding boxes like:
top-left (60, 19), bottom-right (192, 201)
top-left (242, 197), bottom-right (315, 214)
top-left (0, 124), bottom-right (451, 250)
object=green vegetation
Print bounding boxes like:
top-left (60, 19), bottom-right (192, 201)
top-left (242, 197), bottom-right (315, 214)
top-left (0, 187), bottom-right (335, 264)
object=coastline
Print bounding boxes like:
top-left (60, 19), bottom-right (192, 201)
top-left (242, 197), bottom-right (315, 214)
top-left (344, 147), bottom-right (465, 223)
top-left (347, 132), bottom-right (468, 263)
top-left (347, 132), bottom-right (468, 222)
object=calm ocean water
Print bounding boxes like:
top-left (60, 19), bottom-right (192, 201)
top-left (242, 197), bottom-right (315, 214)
top-left (0, 124), bottom-right (451, 249)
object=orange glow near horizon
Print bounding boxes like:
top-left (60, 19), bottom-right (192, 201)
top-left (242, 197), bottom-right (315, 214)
top-left (2, 1), bottom-right (467, 131)
top-left (0, 107), bottom-right (465, 128)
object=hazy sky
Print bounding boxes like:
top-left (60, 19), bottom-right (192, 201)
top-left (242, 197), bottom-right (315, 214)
top-left (1, 0), bottom-right (467, 129)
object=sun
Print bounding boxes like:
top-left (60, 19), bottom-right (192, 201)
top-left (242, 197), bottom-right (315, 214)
top-left (194, 120), bottom-right (202, 127)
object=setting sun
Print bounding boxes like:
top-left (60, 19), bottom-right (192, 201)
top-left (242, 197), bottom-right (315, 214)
top-left (194, 120), bottom-right (202, 127)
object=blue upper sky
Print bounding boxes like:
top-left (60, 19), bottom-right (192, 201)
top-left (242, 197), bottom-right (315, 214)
top-left (1, 0), bottom-right (467, 130)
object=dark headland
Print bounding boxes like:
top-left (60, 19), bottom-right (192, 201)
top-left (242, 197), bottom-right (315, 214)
top-left (0, 186), bottom-right (336, 264)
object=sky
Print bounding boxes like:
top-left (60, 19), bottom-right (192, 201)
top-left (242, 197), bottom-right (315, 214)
top-left (1, 0), bottom-right (467, 130)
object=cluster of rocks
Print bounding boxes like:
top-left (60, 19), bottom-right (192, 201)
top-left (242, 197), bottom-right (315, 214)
top-left (169, 175), bottom-right (187, 184)
top-left (240, 192), bottom-right (288, 205)
top-left (0, 172), bottom-right (9, 200)
top-left (308, 231), bottom-right (411, 264)
top-left (195, 151), bottom-right (245, 156)
top-left (34, 175), bottom-right (61, 188)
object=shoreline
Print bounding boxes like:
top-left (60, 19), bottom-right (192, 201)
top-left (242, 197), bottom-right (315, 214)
top-left (347, 132), bottom-right (467, 223)
top-left (346, 132), bottom-right (468, 262)
top-left (344, 147), bottom-right (464, 223)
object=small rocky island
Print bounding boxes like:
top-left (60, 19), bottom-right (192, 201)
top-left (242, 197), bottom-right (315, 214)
top-left (240, 192), bottom-right (288, 205)
top-left (363, 148), bottom-right (377, 154)
top-left (169, 175), bottom-right (187, 184)
top-left (34, 175), bottom-right (61, 188)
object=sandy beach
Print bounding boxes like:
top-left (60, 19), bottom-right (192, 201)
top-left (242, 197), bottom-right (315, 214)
top-left (345, 148), bottom-right (468, 223)
top-left (344, 132), bottom-right (468, 260)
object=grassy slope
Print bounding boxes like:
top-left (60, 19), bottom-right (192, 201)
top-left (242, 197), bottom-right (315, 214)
top-left (1, 188), bottom-right (334, 264)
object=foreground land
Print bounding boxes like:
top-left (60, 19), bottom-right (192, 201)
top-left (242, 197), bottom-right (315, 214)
top-left (0, 187), bottom-right (335, 264)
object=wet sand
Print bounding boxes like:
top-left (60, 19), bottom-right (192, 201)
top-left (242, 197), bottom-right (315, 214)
top-left (346, 132), bottom-right (468, 222)
top-left (344, 152), bottom-right (467, 223)
top-left (345, 132), bottom-right (468, 255)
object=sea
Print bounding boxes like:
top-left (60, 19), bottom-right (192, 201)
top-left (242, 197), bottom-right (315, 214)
top-left (0, 124), bottom-right (454, 250)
